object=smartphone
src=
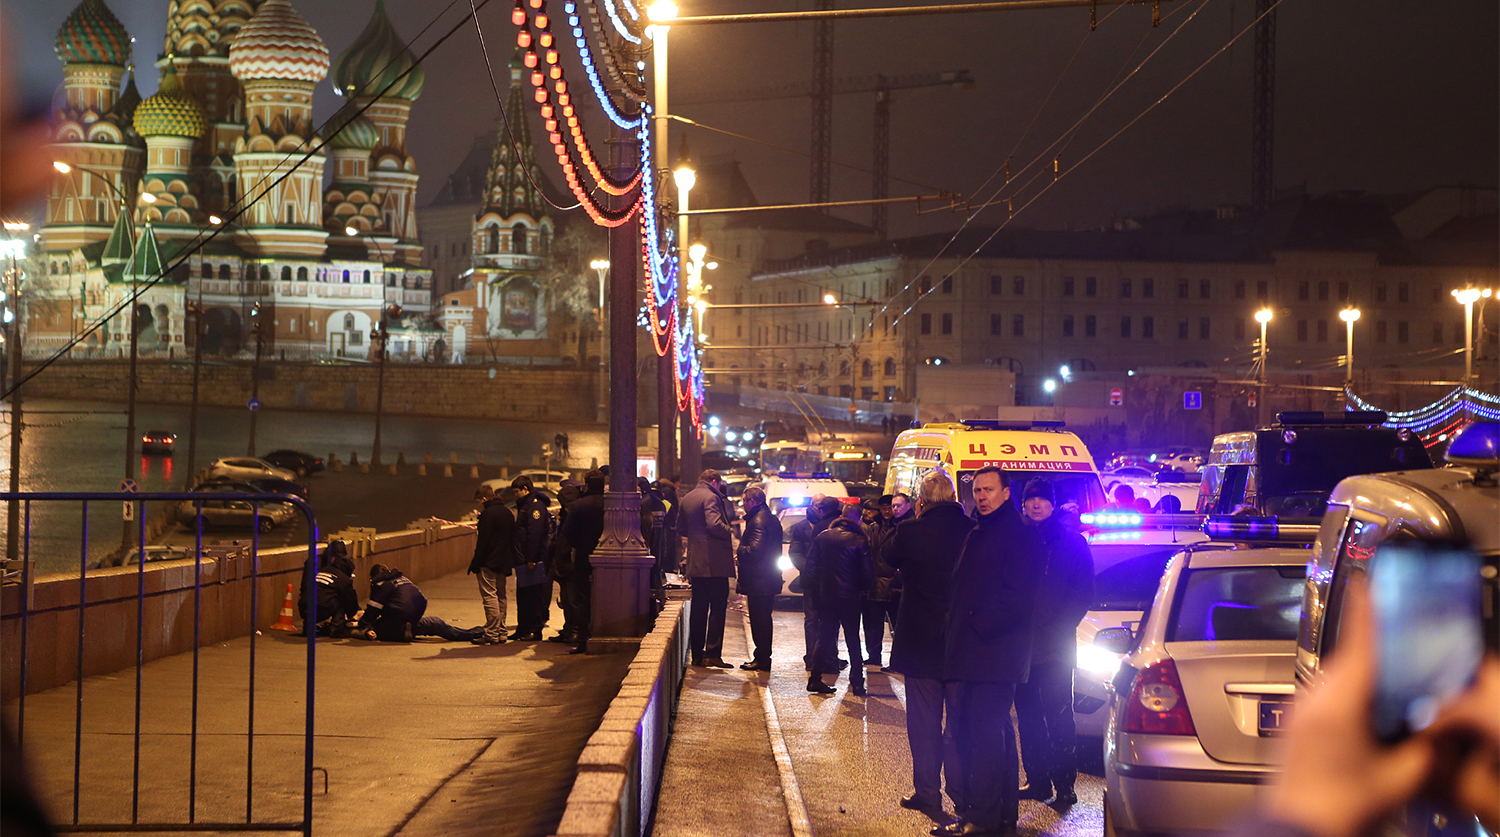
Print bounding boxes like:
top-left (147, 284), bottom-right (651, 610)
top-left (1369, 540), bottom-right (1485, 743)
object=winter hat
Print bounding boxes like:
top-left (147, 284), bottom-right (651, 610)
top-left (1022, 478), bottom-right (1055, 504)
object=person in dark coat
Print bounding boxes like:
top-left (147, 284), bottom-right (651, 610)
top-left (789, 495), bottom-right (843, 671)
top-left (548, 480), bottom-right (583, 643)
top-left (735, 484), bottom-right (784, 671)
top-left (862, 493), bottom-right (900, 668)
top-left (680, 469), bottom-right (736, 667)
top-left (1014, 479), bottom-right (1095, 808)
top-left (299, 540), bottom-right (352, 622)
top-left (512, 475), bottom-right (555, 641)
top-left (468, 483), bottom-right (517, 645)
top-left (937, 466), bottom-right (1044, 837)
top-left (559, 469), bottom-right (606, 653)
top-left (357, 564), bottom-right (483, 642)
top-left (886, 471), bottom-right (975, 814)
top-left (806, 516), bottom-right (873, 696)
top-left (301, 541), bottom-right (360, 637)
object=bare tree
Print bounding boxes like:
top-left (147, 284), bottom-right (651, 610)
top-left (537, 222), bottom-right (606, 364)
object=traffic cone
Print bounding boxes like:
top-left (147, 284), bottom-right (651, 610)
top-left (270, 584), bottom-right (298, 632)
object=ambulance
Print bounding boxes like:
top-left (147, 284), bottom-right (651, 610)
top-left (884, 420), bottom-right (1107, 515)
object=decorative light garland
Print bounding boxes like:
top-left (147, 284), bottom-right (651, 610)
top-left (1345, 385), bottom-right (1500, 446)
top-left (581, 0), bottom-right (648, 103)
top-left (598, 0), bottom-right (643, 43)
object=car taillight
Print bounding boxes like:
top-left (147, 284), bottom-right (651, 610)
top-left (1123, 658), bottom-right (1196, 736)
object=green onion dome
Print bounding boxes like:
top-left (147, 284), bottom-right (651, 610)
top-left (331, 0), bottom-right (425, 101)
top-left (134, 63), bottom-right (206, 138)
top-left (56, 0), bottom-right (131, 67)
top-left (325, 102), bottom-right (379, 149)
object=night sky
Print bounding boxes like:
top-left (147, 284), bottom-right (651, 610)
top-left (11, 0), bottom-right (1497, 238)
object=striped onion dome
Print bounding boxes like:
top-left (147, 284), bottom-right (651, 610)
top-left (228, 0), bottom-right (329, 84)
top-left (331, 0), bottom-right (424, 101)
top-left (55, 0), bottom-right (131, 67)
top-left (134, 63), bottom-right (206, 138)
top-left (325, 102), bottom-right (379, 149)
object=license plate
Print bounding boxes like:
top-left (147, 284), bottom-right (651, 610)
top-left (1258, 701), bottom-right (1292, 735)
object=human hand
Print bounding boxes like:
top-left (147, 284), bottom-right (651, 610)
top-left (1263, 581), bottom-right (1437, 837)
top-left (1427, 655), bottom-right (1500, 832)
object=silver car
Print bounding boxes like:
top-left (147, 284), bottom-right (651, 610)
top-left (1103, 546), bottom-right (1306, 836)
top-left (178, 496), bottom-right (296, 533)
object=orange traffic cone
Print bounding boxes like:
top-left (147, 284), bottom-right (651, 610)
top-left (270, 583), bottom-right (298, 632)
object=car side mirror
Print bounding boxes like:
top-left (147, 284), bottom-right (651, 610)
top-left (1094, 626), bottom-right (1133, 654)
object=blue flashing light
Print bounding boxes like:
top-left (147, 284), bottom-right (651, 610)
top-left (1446, 421), bottom-right (1499, 465)
top-left (1080, 512), bottom-right (1143, 527)
top-left (784, 495), bottom-right (809, 507)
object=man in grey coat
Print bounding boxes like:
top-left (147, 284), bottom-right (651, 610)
top-left (680, 469), bottom-right (735, 667)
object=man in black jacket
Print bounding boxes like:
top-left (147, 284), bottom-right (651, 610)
top-left (862, 493), bottom-right (900, 668)
top-left (789, 495), bottom-right (843, 671)
top-left (357, 564), bottom-right (483, 642)
top-left (887, 471), bottom-right (975, 814)
top-left (548, 480), bottom-right (583, 643)
top-left (1014, 479), bottom-right (1095, 808)
top-left (468, 483), bottom-right (517, 645)
top-left (736, 484), bottom-right (784, 671)
top-left (937, 466), bottom-right (1044, 837)
top-left (560, 470), bottom-right (606, 653)
top-left (512, 476), bottom-right (555, 641)
top-left (301, 542), bottom-right (360, 637)
top-left (806, 516), bottom-right (873, 696)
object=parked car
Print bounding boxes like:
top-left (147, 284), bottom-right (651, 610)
top-left (205, 457), bottom-right (297, 482)
top-left (177, 494), bottom-right (296, 533)
top-left (114, 545), bottom-right (192, 566)
top-left (141, 430), bottom-right (177, 455)
top-left (1102, 545), bottom-right (1307, 836)
top-left (260, 450), bottom-right (325, 477)
top-left (200, 475), bottom-right (308, 499)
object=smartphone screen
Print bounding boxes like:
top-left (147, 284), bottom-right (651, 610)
top-left (1369, 541), bottom-right (1484, 743)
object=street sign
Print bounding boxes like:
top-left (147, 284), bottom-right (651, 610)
top-left (847, 404), bottom-right (858, 416)
top-left (1183, 391), bottom-right (1203, 410)
top-left (248, 398), bottom-right (261, 411)
top-left (119, 478), bottom-right (138, 493)
top-left (1109, 387), bottom-right (1124, 406)
top-left (122, 501), bottom-right (134, 521)
top-left (1248, 394), bottom-right (1258, 408)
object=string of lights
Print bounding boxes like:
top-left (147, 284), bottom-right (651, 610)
top-left (1344, 386), bottom-right (1500, 446)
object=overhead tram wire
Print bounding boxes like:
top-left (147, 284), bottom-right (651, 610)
top-left (871, 0), bottom-right (1219, 333)
top-left (889, 0), bottom-right (1279, 332)
top-left (4, 0), bottom-right (501, 399)
top-left (466, 0), bottom-right (583, 213)
top-left (863, 0), bottom-right (1208, 334)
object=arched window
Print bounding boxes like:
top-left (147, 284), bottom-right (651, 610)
top-left (342, 269), bottom-right (350, 283)
top-left (362, 270), bottom-right (371, 284)
top-left (512, 223), bottom-right (527, 255)
top-left (884, 357), bottom-right (896, 376)
top-left (280, 266), bottom-right (292, 282)
top-left (487, 226), bottom-right (499, 254)
top-left (839, 360), bottom-right (850, 376)
top-left (861, 359), bottom-right (874, 378)
top-left (201, 262), bottom-right (212, 279)
top-left (259, 266), bottom-right (270, 282)
top-left (218, 264), bottom-right (231, 281)
top-left (343, 314), bottom-right (355, 330)
top-left (818, 361), bottom-right (828, 377)
top-left (296, 266), bottom-right (308, 281)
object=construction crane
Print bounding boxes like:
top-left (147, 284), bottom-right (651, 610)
top-left (678, 69), bottom-right (975, 237)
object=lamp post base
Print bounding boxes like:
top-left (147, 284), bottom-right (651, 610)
top-left (589, 490), bottom-right (656, 639)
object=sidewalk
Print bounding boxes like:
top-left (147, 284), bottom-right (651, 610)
top-left (651, 604), bottom-right (1105, 837)
top-left (5, 570), bottom-right (630, 837)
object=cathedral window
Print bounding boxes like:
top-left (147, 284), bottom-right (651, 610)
top-left (362, 270), bottom-right (371, 284)
top-left (284, 204), bottom-right (295, 225)
top-left (342, 270), bottom-right (350, 283)
top-left (201, 263), bottom-right (212, 279)
top-left (280, 266), bottom-right (292, 282)
top-left (512, 223), bottom-right (527, 255)
top-left (343, 314), bottom-right (356, 330)
top-left (487, 227), bottom-right (499, 254)
top-left (219, 265), bottom-right (231, 281)
top-left (297, 267), bottom-right (308, 281)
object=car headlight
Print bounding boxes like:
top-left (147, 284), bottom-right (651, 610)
top-left (1077, 642), bottom-right (1125, 675)
top-left (777, 554), bottom-right (793, 572)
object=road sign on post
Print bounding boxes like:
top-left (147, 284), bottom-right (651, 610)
top-left (1109, 387), bottom-right (1124, 406)
top-left (119, 478), bottom-right (138, 493)
top-left (122, 501), bottom-right (134, 521)
top-left (1183, 391), bottom-right (1203, 410)
top-left (247, 398), bottom-right (261, 412)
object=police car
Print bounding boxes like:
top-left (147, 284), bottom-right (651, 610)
top-left (761, 473), bottom-right (853, 597)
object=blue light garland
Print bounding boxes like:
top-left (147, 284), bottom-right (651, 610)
top-left (565, 0), bottom-right (644, 126)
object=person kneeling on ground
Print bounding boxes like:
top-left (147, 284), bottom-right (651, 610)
top-left (357, 564), bottom-right (484, 642)
top-left (303, 543), bottom-right (360, 638)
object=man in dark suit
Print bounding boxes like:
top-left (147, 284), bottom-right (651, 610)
top-left (680, 469), bottom-right (736, 667)
top-left (735, 484), bottom-right (784, 671)
top-left (936, 466), bottom-right (1044, 837)
top-left (887, 471), bottom-right (975, 815)
top-left (560, 470), bottom-right (606, 654)
top-left (1015, 478), bottom-right (1095, 808)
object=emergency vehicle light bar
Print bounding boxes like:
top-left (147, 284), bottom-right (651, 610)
top-left (1081, 513), bottom-right (1206, 529)
top-left (958, 419), bottom-right (1066, 430)
top-left (1202, 515), bottom-right (1320, 543)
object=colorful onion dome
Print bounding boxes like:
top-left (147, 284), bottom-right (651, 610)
top-left (325, 102), bottom-right (379, 149)
top-left (331, 0), bottom-right (425, 101)
top-left (55, 0), bottom-right (132, 67)
top-left (228, 0), bottom-right (330, 84)
top-left (134, 63), bottom-right (207, 138)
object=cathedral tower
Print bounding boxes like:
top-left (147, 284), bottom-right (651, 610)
top-left (134, 63), bottom-right (209, 234)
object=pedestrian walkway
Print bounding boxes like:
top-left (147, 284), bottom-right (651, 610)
top-left (5, 570), bottom-right (630, 837)
top-left (651, 605), bottom-right (1105, 837)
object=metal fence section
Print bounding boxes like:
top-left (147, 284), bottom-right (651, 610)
top-left (2, 491), bottom-right (320, 835)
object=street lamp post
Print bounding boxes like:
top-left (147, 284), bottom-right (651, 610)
top-left (1255, 308), bottom-right (1273, 426)
top-left (674, 164), bottom-right (700, 484)
top-left (2, 233), bottom-right (26, 570)
top-left (184, 294), bottom-right (206, 487)
top-left (1452, 286), bottom-right (1494, 387)
top-left (589, 258), bottom-right (610, 425)
top-left (247, 302), bottom-right (262, 456)
top-left (650, 1), bottom-right (680, 482)
top-left (371, 303), bottom-right (402, 467)
top-left (1339, 307), bottom-right (1360, 390)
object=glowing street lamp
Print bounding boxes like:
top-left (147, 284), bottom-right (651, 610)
top-left (1338, 307), bottom-right (1360, 387)
top-left (1255, 308), bottom-right (1273, 425)
top-left (823, 293), bottom-right (837, 305)
top-left (1452, 286), bottom-right (1495, 386)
